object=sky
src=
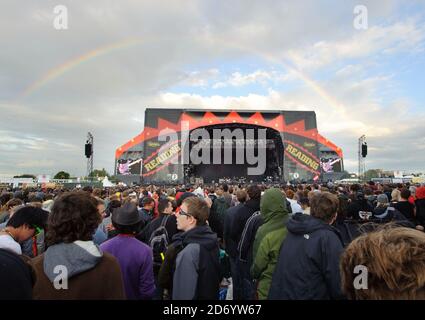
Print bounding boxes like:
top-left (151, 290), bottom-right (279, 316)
top-left (0, 0), bottom-right (424, 177)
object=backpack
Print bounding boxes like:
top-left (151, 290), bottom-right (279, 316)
top-left (158, 242), bottom-right (184, 298)
top-left (149, 215), bottom-right (170, 267)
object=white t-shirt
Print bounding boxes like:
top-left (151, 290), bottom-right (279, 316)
top-left (288, 198), bottom-right (303, 214)
top-left (0, 234), bottom-right (22, 255)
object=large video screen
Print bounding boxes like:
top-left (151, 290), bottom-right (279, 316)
top-left (117, 151), bottom-right (143, 175)
top-left (320, 157), bottom-right (342, 173)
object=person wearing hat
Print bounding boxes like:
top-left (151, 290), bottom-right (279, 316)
top-left (100, 202), bottom-right (155, 300)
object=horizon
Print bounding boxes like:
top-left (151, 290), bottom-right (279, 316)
top-left (1, 1), bottom-right (424, 176)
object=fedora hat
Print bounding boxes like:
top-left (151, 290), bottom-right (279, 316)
top-left (111, 202), bottom-right (142, 226)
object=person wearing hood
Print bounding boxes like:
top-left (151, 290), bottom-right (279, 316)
top-left (251, 188), bottom-right (289, 300)
top-left (159, 196), bottom-right (220, 300)
top-left (268, 192), bottom-right (345, 300)
top-left (31, 191), bottom-right (125, 299)
top-left (372, 194), bottom-right (413, 228)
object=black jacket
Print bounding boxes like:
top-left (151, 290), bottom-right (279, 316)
top-left (372, 206), bottom-right (414, 227)
top-left (238, 213), bottom-right (263, 263)
top-left (268, 214), bottom-right (345, 300)
top-left (209, 197), bottom-right (229, 239)
top-left (334, 206), bottom-right (415, 247)
top-left (346, 199), bottom-right (373, 220)
top-left (229, 199), bottom-right (261, 245)
top-left (415, 199), bottom-right (425, 226)
top-left (393, 201), bottom-right (415, 223)
top-left (0, 249), bottom-right (34, 300)
top-left (223, 203), bottom-right (244, 258)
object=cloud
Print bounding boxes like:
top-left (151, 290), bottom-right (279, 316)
top-left (0, 0), bottom-right (424, 176)
top-left (155, 72), bottom-right (425, 173)
top-left (178, 69), bottom-right (220, 87)
top-left (286, 19), bottom-right (425, 71)
top-left (212, 70), bottom-right (291, 89)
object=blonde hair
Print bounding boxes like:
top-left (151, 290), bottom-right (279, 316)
top-left (391, 189), bottom-right (401, 202)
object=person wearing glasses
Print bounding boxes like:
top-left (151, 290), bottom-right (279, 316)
top-left (0, 206), bottom-right (47, 256)
top-left (158, 196), bottom-right (221, 300)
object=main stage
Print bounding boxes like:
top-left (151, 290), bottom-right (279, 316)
top-left (115, 109), bottom-right (344, 184)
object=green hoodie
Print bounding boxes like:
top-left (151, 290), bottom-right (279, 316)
top-left (251, 188), bottom-right (289, 299)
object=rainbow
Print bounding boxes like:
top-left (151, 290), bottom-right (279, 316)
top-left (18, 35), bottom-right (346, 118)
top-left (18, 37), bottom-right (142, 100)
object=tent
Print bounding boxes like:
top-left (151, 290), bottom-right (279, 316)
top-left (102, 177), bottom-right (115, 187)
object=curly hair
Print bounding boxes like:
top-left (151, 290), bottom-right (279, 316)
top-left (45, 191), bottom-right (101, 246)
top-left (340, 225), bottom-right (425, 299)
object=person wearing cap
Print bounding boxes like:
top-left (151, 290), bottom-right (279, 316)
top-left (372, 193), bottom-right (413, 227)
top-left (31, 191), bottom-right (125, 299)
top-left (101, 202), bottom-right (155, 300)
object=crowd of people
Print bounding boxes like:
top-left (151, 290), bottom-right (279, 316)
top-left (1, 180), bottom-right (425, 300)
